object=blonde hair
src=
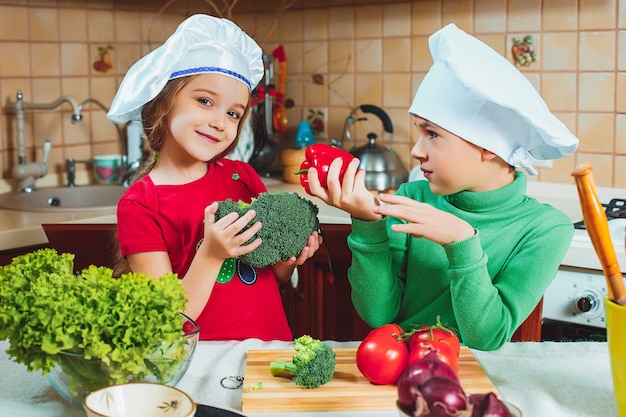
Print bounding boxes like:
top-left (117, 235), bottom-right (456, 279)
top-left (113, 75), bottom-right (253, 276)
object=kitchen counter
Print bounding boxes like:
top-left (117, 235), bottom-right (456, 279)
top-left (0, 177), bottom-right (348, 252)
top-left (1, 176), bottom-right (625, 272)
top-left (0, 209), bottom-right (117, 251)
top-left (0, 338), bottom-right (617, 417)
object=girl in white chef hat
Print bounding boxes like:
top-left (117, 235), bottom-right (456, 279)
top-left (307, 24), bottom-right (579, 350)
top-left (108, 14), bottom-right (321, 341)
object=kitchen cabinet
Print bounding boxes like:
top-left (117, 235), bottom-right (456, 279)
top-left (41, 223), bottom-right (118, 273)
top-left (0, 244), bottom-right (48, 266)
top-left (280, 224), bottom-right (371, 342)
top-left (30, 222), bottom-right (541, 343)
top-left (0, 224), bottom-right (117, 271)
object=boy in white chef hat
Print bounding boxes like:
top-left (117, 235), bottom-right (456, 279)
top-left (109, 14), bottom-right (321, 342)
top-left (307, 24), bottom-right (578, 351)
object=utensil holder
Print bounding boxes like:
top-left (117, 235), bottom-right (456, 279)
top-left (280, 148), bottom-right (306, 184)
top-left (606, 296), bottom-right (626, 416)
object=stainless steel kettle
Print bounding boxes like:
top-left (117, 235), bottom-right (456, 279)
top-left (333, 104), bottom-right (409, 191)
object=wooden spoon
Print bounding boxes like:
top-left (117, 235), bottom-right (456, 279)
top-left (572, 162), bottom-right (626, 305)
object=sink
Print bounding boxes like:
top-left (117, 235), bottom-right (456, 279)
top-left (0, 185), bottom-right (126, 212)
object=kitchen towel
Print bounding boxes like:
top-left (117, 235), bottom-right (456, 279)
top-left (472, 341), bottom-right (616, 417)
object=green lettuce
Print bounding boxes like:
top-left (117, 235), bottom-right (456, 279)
top-left (0, 248), bottom-right (189, 393)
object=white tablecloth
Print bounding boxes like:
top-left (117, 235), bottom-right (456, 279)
top-left (0, 339), bottom-right (618, 417)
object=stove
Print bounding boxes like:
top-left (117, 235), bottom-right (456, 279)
top-left (572, 198), bottom-right (626, 229)
top-left (541, 200), bottom-right (626, 341)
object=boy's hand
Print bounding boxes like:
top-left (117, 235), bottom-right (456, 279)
top-left (308, 157), bottom-right (382, 221)
top-left (374, 193), bottom-right (475, 245)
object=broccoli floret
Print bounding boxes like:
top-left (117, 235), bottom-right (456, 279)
top-left (269, 335), bottom-right (336, 389)
top-left (214, 192), bottom-right (320, 268)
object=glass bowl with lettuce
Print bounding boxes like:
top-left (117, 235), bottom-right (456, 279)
top-left (0, 249), bottom-right (199, 408)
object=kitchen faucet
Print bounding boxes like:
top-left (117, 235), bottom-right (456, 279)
top-left (76, 98), bottom-right (138, 186)
top-left (331, 109), bottom-right (368, 150)
top-left (7, 90), bottom-right (83, 192)
top-left (7, 91), bottom-right (141, 191)
top-left (65, 157), bottom-right (91, 187)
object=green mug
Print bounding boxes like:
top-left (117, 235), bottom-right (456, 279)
top-left (606, 296), bottom-right (626, 416)
top-left (94, 155), bottom-right (122, 184)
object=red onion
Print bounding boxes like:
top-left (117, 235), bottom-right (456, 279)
top-left (420, 376), bottom-right (468, 416)
top-left (469, 393), bottom-right (511, 417)
top-left (397, 352), bottom-right (460, 410)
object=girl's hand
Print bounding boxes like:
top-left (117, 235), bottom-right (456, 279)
top-left (374, 193), bottom-right (475, 245)
top-left (308, 157), bottom-right (381, 221)
top-left (277, 231), bottom-right (323, 267)
top-left (272, 231), bottom-right (323, 283)
top-left (199, 202), bottom-right (263, 261)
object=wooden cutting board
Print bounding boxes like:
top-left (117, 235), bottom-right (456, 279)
top-left (241, 347), bottom-right (497, 413)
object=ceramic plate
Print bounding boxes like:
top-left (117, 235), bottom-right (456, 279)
top-left (195, 404), bottom-right (245, 417)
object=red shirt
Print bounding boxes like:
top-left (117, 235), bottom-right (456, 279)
top-left (117, 159), bottom-right (292, 341)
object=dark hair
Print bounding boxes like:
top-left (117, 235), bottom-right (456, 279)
top-left (113, 75), bottom-right (252, 276)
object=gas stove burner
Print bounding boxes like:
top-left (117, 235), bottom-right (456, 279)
top-left (573, 198), bottom-right (626, 230)
top-left (605, 198), bottom-right (626, 218)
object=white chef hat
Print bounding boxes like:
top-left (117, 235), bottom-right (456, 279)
top-left (409, 24), bottom-right (578, 175)
top-left (107, 14), bottom-right (263, 124)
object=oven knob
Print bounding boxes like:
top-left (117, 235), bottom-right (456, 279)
top-left (576, 295), bottom-right (595, 312)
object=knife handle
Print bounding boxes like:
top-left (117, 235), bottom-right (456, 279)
top-left (572, 162), bottom-right (626, 303)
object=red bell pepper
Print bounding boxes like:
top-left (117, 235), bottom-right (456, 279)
top-left (294, 144), bottom-right (355, 195)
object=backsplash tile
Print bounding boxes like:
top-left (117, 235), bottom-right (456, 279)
top-left (355, 4), bottom-right (382, 38)
top-left (303, 8), bottom-right (328, 40)
top-left (87, 9), bottom-right (115, 42)
top-left (541, 72), bottom-right (577, 111)
top-left (577, 113), bottom-right (615, 153)
top-left (542, 0), bottom-right (578, 31)
top-left (508, 0), bottom-right (542, 32)
top-left (60, 43), bottom-right (89, 76)
top-left (412, 1), bottom-right (442, 35)
top-left (443, 1), bottom-right (472, 31)
top-left (1, 42), bottom-right (31, 77)
top-left (29, 7), bottom-right (59, 41)
top-left (541, 31), bottom-right (577, 71)
top-left (329, 7), bottom-right (354, 39)
top-left (578, 72), bottom-right (615, 112)
top-left (30, 43), bottom-right (61, 77)
top-left (0, 0), bottom-right (624, 189)
top-left (615, 155), bottom-right (626, 188)
top-left (578, 31), bottom-right (615, 71)
top-left (475, 0), bottom-right (507, 33)
top-left (382, 3), bottom-right (411, 37)
top-left (59, 8), bottom-right (87, 41)
top-left (0, 5), bottom-right (29, 40)
top-left (579, 0), bottom-right (616, 30)
top-left (355, 39), bottom-right (382, 72)
top-left (382, 37), bottom-right (411, 72)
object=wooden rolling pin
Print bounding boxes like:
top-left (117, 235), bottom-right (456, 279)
top-left (572, 162), bottom-right (626, 305)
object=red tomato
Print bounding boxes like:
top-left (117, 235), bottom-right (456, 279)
top-left (356, 324), bottom-right (409, 385)
top-left (409, 322), bottom-right (461, 357)
top-left (408, 339), bottom-right (459, 374)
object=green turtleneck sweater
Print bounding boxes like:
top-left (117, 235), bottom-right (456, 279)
top-left (347, 172), bottom-right (574, 351)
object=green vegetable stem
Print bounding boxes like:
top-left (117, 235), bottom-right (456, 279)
top-left (269, 335), bottom-right (336, 388)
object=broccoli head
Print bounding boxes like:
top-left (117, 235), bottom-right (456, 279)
top-left (269, 335), bottom-right (336, 389)
top-left (214, 192), bottom-right (320, 268)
